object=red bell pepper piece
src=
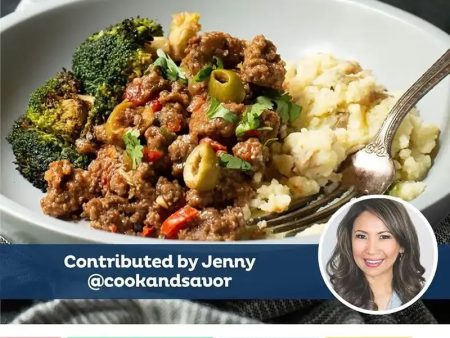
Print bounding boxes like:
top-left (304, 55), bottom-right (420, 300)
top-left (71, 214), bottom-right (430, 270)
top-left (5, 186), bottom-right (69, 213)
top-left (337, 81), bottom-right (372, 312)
top-left (150, 99), bottom-right (163, 112)
top-left (143, 148), bottom-right (164, 162)
top-left (200, 137), bottom-right (227, 152)
top-left (141, 225), bottom-right (154, 237)
top-left (160, 205), bottom-right (200, 239)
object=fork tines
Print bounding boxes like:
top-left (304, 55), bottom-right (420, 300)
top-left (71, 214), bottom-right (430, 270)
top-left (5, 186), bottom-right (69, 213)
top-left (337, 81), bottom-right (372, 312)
top-left (252, 185), bottom-right (358, 238)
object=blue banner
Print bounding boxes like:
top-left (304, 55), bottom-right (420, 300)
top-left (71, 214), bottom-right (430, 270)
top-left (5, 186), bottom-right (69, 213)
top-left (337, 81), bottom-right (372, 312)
top-left (0, 244), bottom-right (449, 299)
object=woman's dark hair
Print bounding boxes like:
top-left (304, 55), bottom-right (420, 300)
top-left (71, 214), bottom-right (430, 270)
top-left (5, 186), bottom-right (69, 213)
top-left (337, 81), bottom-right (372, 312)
top-left (326, 198), bottom-right (425, 310)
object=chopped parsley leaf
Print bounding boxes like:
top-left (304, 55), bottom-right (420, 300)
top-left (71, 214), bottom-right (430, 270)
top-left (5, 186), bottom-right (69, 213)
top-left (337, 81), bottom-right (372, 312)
top-left (207, 96), bottom-right (239, 123)
top-left (268, 93), bottom-right (302, 124)
top-left (193, 66), bottom-right (213, 82)
top-left (153, 49), bottom-right (187, 84)
top-left (235, 97), bottom-right (273, 136)
top-left (218, 153), bottom-right (252, 171)
top-left (123, 129), bottom-right (143, 170)
top-left (193, 56), bottom-right (224, 82)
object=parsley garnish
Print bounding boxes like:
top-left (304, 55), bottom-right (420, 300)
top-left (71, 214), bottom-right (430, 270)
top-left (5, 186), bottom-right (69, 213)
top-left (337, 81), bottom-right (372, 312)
top-left (123, 129), bottom-right (143, 170)
top-left (153, 49), bottom-right (187, 84)
top-left (235, 97), bottom-right (273, 136)
top-left (207, 96), bottom-right (239, 123)
top-left (218, 153), bottom-right (252, 171)
top-left (270, 93), bottom-right (302, 123)
top-left (193, 56), bottom-right (224, 82)
top-left (235, 94), bottom-right (301, 136)
top-left (193, 66), bottom-right (213, 83)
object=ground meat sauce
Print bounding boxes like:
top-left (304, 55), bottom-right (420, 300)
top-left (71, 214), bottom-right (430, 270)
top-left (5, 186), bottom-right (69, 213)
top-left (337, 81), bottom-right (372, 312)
top-left (189, 102), bottom-right (236, 139)
top-left (185, 169), bottom-right (254, 209)
top-left (178, 207), bottom-right (246, 241)
top-left (158, 81), bottom-right (191, 107)
top-left (40, 27), bottom-right (293, 241)
top-left (157, 103), bottom-right (187, 133)
top-left (181, 32), bottom-right (246, 76)
top-left (41, 160), bottom-right (94, 218)
top-left (124, 69), bottom-right (170, 106)
top-left (168, 134), bottom-right (198, 176)
top-left (241, 35), bottom-right (286, 91)
top-left (232, 138), bottom-right (268, 172)
top-left (155, 177), bottom-right (185, 211)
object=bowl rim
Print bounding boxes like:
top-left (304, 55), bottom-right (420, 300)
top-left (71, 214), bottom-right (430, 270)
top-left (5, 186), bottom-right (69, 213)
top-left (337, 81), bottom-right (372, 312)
top-left (1, 0), bottom-right (449, 244)
top-left (1, 0), bottom-right (449, 39)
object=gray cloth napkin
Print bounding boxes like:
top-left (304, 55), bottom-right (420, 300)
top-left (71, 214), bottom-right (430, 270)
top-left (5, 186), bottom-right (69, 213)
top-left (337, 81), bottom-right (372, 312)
top-left (9, 298), bottom-right (438, 324)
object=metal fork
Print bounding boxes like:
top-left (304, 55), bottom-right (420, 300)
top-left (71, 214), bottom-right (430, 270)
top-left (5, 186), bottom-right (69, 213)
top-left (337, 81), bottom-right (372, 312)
top-left (247, 48), bottom-right (450, 239)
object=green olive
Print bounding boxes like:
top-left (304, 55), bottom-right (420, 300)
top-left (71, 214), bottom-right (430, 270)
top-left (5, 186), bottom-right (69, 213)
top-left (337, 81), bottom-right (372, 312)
top-left (183, 143), bottom-right (219, 191)
top-left (139, 105), bottom-right (155, 132)
top-left (105, 100), bottom-right (134, 145)
top-left (208, 69), bottom-right (246, 103)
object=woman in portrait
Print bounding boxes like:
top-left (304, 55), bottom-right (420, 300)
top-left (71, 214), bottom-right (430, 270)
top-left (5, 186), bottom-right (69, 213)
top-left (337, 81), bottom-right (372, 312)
top-left (326, 198), bottom-right (425, 311)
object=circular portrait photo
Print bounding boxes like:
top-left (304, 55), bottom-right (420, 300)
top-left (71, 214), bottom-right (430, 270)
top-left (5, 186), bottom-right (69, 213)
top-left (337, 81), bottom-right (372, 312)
top-left (318, 195), bottom-right (438, 315)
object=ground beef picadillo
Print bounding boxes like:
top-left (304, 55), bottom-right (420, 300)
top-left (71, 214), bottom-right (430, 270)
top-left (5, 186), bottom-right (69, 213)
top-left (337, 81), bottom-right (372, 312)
top-left (82, 196), bottom-right (152, 234)
top-left (186, 168), bottom-right (255, 209)
top-left (181, 32), bottom-right (246, 76)
top-left (241, 35), bottom-right (286, 91)
top-left (124, 69), bottom-right (170, 106)
top-left (188, 95), bottom-right (237, 139)
top-left (154, 176), bottom-right (185, 211)
top-left (232, 137), bottom-right (268, 172)
top-left (168, 134), bottom-right (198, 176)
top-left (178, 206), bottom-right (246, 241)
top-left (40, 29), bottom-right (290, 241)
top-left (157, 103), bottom-right (188, 133)
top-left (41, 160), bottom-right (94, 218)
top-left (159, 81), bottom-right (191, 107)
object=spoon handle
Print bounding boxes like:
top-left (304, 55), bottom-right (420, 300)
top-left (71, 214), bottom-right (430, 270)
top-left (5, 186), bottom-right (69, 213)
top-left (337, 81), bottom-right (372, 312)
top-left (368, 49), bottom-right (450, 156)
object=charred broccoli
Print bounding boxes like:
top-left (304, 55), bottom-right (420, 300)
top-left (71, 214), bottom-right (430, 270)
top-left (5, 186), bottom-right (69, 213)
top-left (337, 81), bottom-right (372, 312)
top-left (7, 17), bottom-right (164, 191)
top-left (72, 17), bottom-right (163, 123)
top-left (7, 118), bottom-right (90, 192)
top-left (8, 70), bottom-right (91, 191)
top-left (25, 69), bottom-right (90, 142)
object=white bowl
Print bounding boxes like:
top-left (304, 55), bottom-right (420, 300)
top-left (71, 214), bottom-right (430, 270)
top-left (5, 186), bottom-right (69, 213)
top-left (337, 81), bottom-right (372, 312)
top-left (1, 0), bottom-right (449, 243)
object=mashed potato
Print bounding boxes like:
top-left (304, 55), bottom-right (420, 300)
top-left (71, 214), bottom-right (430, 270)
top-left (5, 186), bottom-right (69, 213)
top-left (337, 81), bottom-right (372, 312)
top-left (251, 54), bottom-right (439, 213)
top-left (250, 179), bottom-right (291, 213)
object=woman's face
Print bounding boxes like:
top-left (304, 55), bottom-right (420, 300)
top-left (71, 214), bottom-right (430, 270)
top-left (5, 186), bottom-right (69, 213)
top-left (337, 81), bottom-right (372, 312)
top-left (351, 211), bottom-right (402, 279)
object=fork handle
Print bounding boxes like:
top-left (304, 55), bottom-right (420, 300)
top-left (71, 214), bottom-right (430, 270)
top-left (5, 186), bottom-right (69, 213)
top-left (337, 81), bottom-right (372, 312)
top-left (369, 49), bottom-right (450, 156)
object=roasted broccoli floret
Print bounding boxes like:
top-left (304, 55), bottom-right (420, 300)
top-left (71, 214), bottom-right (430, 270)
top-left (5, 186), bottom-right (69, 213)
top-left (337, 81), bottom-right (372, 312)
top-left (25, 70), bottom-right (90, 142)
top-left (6, 118), bottom-right (90, 192)
top-left (72, 17), bottom-right (163, 124)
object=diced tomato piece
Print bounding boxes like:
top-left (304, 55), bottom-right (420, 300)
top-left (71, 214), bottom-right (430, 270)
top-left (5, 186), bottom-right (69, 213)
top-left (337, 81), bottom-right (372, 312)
top-left (200, 137), bottom-right (227, 152)
top-left (160, 205), bottom-right (200, 239)
top-left (141, 225), bottom-right (154, 237)
top-left (150, 99), bottom-right (163, 112)
top-left (143, 147), bottom-right (164, 162)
